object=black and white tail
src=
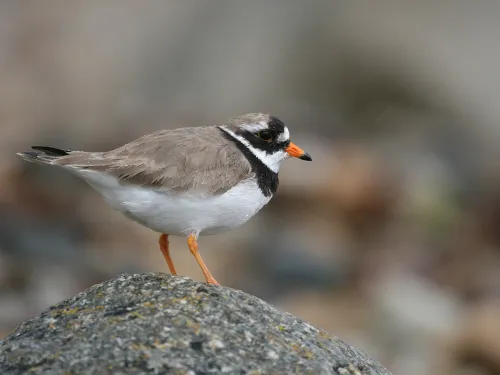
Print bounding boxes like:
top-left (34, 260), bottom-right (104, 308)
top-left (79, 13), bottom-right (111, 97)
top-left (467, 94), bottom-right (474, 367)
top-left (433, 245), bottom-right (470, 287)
top-left (17, 146), bottom-right (70, 165)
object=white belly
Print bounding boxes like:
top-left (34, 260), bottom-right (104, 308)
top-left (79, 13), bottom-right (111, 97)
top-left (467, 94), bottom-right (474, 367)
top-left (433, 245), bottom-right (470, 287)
top-left (77, 170), bottom-right (271, 236)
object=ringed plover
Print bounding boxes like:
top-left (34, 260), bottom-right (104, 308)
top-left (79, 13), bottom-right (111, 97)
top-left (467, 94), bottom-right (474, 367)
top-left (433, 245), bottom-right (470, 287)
top-left (18, 113), bottom-right (312, 285)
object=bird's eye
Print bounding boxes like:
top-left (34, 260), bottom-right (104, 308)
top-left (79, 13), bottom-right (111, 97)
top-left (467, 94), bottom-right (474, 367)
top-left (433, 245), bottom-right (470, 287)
top-left (258, 130), bottom-right (273, 142)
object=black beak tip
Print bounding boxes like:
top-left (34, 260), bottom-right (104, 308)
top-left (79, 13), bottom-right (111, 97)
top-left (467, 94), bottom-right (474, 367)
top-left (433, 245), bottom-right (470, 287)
top-left (299, 152), bottom-right (312, 161)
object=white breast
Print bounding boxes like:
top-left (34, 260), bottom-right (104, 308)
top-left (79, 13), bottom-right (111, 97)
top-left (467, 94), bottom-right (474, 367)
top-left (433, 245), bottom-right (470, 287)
top-left (76, 170), bottom-right (271, 236)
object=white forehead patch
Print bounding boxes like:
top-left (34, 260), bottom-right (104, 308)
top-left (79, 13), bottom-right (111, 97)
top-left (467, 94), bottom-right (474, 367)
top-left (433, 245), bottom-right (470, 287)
top-left (278, 126), bottom-right (290, 143)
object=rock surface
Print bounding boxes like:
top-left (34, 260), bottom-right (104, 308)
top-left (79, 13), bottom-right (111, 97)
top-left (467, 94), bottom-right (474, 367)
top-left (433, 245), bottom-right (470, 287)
top-left (0, 273), bottom-right (391, 375)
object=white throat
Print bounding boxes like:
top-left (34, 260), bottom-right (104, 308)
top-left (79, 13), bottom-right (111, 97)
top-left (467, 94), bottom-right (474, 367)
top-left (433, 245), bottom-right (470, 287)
top-left (219, 126), bottom-right (288, 173)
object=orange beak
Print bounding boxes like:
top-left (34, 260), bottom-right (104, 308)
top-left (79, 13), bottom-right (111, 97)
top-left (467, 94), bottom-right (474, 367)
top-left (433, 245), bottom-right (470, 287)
top-left (285, 142), bottom-right (312, 161)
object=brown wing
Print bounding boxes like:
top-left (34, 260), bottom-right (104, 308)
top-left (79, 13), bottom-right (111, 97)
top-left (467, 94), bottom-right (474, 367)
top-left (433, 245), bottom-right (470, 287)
top-left (53, 126), bottom-right (252, 196)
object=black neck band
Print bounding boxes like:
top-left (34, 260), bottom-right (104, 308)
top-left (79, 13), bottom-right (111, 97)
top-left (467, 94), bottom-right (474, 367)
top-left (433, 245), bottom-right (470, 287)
top-left (218, 127), bottom-right (279, 197)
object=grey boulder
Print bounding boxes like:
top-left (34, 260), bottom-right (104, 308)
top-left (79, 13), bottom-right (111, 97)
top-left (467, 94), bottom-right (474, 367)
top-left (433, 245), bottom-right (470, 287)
top-left (0, 273), bottom-right (391, 375)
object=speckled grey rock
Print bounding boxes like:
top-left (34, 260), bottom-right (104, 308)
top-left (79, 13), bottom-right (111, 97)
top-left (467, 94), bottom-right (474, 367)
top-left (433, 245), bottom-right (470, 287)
top-left (0, 273), bottom-right (391, 375)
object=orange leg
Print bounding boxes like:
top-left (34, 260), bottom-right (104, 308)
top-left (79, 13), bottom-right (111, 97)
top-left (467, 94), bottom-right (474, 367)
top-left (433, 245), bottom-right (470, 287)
top-left (159, 234), bottom-right (177, 275)
top-left (187, 234), bottom-right (220, 286)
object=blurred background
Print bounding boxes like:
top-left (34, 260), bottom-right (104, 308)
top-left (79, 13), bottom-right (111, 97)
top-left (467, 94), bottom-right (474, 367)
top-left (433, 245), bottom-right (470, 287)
top-left (1, 1), bottom-right (500, 374)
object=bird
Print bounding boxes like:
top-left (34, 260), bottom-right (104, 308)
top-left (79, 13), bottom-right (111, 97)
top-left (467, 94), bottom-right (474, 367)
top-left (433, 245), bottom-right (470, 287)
top-left (17, 113), bottom-right (312, 285)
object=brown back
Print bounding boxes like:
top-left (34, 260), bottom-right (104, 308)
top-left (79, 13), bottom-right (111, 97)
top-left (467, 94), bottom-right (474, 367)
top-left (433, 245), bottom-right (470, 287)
top-left (54, 126), bottom-right (252, 196)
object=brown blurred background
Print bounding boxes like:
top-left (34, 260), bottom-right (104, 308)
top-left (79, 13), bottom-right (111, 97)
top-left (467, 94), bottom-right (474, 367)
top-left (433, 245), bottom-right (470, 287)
top-left (2, 1), bottom-right (500, 374)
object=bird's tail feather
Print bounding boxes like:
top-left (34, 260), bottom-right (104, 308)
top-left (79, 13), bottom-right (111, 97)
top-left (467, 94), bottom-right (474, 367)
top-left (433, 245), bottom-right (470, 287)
top-left (17, 146), bottom-right (70, 165)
